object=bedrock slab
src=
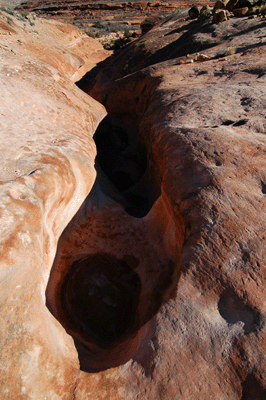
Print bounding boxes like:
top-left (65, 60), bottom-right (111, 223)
top-left (0, 10), bottom-right (108, 399)
top-left (84, 11), bottom-right (266, 399)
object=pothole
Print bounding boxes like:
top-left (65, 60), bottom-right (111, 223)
top-left (46, 184), bottom-right (181, 372)
top-left (47, 221), bottom-right (179, 372)
top-left (61, 253), bottom-right (141, 345)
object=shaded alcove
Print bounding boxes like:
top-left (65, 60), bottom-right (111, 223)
top-left (46, 250), bottom-right (147, 372)
top-left (46, 244), bottom-right (179, 372)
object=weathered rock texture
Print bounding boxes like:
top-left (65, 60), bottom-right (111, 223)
top-left (84, 10), bottom-right (266, 399)
top-left (0, 10), bottom-right (108, 398)
top-left (0, 0), bottom-right (22, 8)
top-left (1, 5), bottom-right (266, 400)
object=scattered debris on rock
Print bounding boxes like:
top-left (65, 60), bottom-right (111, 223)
top-left (189, 0), bottom-right (266, 24)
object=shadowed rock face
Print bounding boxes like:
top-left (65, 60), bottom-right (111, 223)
top-left (1, 5), bottom-right (266, 400)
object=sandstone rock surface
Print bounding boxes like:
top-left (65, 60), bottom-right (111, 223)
top-left (85, 11), bottom-right (266, 399)
top-left (0, 5), bottom-right (266, 400)
top-left (0, 10), bottom-right (108, 398)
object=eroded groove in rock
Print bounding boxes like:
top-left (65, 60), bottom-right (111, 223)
top-left (1, 4), bottom-right (265, 398)
top-left (46, 154), bottom-right (182, 372)
top-left (42, 51), bottom-right (182, 373)
top-left (46, 174), bottom-right (182, 371)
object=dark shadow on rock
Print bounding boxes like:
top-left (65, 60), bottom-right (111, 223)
top-left (241, 374), bottom-right (266, 400)
top-left (61, 253), bottom-right (141, 345)
top-left (143, 20), bottom-right (218, 68)
top-left (227, 20), bottom-right (266, 40)
top-left (76, 57), bottom-right (111, 94)
top-left (93, 114), bottom-right (161, 218)
top-left (218, 289), bottom-right (262, 334)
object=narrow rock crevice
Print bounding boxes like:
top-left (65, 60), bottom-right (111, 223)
top-left (93, 114), bottom-right (161, 217)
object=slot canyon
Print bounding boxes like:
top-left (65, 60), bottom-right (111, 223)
top-left (0, 3), bottom-right (266, 399)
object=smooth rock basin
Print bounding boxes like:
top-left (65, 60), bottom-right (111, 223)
top-left (45, 47), bottom-right (181, 372)
top-left (46, 171), bottom-right (180, 372)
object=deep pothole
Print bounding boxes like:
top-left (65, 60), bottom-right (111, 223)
top-left (61, 253), bottom-right (141, 345)
top-left (47, 237), bottom-right (179, 372)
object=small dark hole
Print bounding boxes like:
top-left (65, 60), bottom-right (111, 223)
top-left (28, 169), bottom-right (37, 175)
top-left (124, 193), bottom-right (150, 218)
top-left (222, 120), bottom-right (235, 126)
top-left (261, 181), bottom-right (266, 195)
top-left (233, 119), bottom-right (248, 127)
top-left (196, 70), bottom-right (208, 75)
top-left (241, 374), bottom-right (266, 400)
top-left (218, 290), bottom-right (261, 334)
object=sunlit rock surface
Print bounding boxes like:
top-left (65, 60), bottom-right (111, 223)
top-left (0, 10), bottom-right (107, 398)
top-left (0, 6), bottom-right (266, 400)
